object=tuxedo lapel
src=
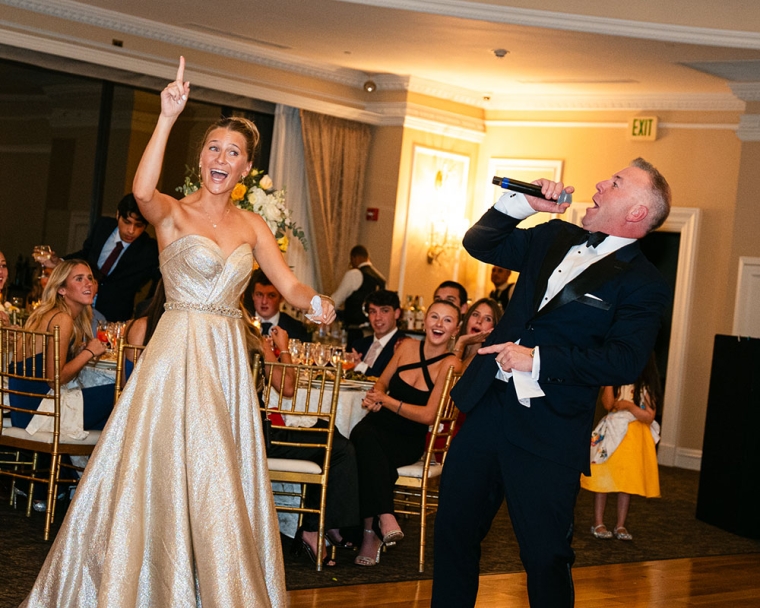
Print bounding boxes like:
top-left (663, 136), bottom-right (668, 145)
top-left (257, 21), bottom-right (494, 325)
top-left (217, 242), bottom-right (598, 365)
top-left (532, 225), bottom-right (583, 313)
top-left (533, 246), bottom-right (634, 320)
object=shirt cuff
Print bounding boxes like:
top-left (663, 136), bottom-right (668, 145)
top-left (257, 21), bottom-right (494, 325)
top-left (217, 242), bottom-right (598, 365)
top-left (531, 345), bottom-right (540, 380)
top-left (494, 191), bottom-right (535, 220)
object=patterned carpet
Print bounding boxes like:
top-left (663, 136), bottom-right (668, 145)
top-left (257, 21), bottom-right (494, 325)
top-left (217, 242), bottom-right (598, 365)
top-left (1, 466), bottom-right (758, 606)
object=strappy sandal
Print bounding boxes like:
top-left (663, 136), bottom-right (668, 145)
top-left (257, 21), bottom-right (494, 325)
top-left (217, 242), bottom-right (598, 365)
top-left (591, 524), bottom-right (613, 539)
top-left (613, 526), bottom-right (633, 541)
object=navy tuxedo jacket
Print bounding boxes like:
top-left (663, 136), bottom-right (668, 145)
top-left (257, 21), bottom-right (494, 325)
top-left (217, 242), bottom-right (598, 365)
top-left (67, 217), bottom-right (160, 322)
top-left (451, 208), bottom-right (670, 473)
top-left (351, 330), bottom-right (405, 378)
top-left (276, 311), bottom-right (310, 343)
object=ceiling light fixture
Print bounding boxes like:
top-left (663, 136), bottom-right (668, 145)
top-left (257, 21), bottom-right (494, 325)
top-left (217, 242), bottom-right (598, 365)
top-left (493, 48), bottom-right (509, 59)
top-left (363, 80), bottom-right (377, 93)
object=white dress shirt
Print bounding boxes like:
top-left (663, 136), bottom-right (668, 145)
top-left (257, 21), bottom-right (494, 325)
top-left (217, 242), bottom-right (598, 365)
top-left (354, 328), bottom-right (398, 374)
top-left (96, 228), bottom-right (131, 272)
top-left (492, 192), bottom-right (635, 405)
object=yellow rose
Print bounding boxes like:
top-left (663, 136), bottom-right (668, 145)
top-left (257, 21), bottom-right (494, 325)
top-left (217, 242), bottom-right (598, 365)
top-left (277, 235), bottom-right (289, 253)
top-left (259, 174), bottom-right (274, 190)
top-left (231, 183), bottom-right (247, 201)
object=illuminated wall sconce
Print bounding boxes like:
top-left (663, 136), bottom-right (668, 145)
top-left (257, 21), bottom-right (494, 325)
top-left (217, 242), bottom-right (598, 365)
top-left (426, 217), bottom-right (469, 264)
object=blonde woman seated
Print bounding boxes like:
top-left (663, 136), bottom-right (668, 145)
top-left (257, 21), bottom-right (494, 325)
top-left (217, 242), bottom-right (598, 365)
top-left (10, 260), bottom-right (110, 430)
top-left (350, 300), bottom-right (461, 566)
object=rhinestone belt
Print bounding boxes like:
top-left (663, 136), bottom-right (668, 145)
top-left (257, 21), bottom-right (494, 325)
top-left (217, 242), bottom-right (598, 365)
top-left (164, 301), bottom-right (243, 319)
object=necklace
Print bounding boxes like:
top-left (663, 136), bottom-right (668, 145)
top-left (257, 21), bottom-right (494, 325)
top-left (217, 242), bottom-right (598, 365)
top-left (202, 201), bottom-right (231, 229)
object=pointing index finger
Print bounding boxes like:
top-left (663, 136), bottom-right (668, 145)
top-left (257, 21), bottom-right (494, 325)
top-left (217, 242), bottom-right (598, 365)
top-left (176, 56), bottom-right (185, 84)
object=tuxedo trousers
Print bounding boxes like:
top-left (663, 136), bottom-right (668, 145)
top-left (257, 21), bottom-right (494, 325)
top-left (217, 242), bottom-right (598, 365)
top-left (432, 382), bottom-right (579, 608)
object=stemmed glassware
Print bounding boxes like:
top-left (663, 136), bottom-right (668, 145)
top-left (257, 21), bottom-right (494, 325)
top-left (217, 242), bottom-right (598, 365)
top-left (32, 245), bottom-right (52, 267)
top-left (288, 339), bottom-right (302, 364)
top-left (313, 344), bottom-right (330, 367)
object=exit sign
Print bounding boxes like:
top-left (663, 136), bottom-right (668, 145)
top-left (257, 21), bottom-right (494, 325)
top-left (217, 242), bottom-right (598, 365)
top-left (628, 116), bottom-right (658, 141)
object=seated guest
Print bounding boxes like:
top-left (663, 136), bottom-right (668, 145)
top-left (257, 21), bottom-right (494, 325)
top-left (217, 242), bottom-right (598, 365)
top-left (489, 265), bottom-right (514, 312)
top-left (434, 280), bottom-right (468, 315)
top-left (247, 321), bottom-right (359, 567)
top-left (35, 193), bottom-right (160, 322)
top-left (242, 268), bottom-right (310, 342)
top-left (9, 260), bottom-right (113, 512)
top-left (351, 290), bottom-right (405, 378)
top-left (451, 298), bottom-right (502, 364)
top-left (350, 300), bottom-right (461, 566)
top-left (11, 260), bottom-right (111, 430)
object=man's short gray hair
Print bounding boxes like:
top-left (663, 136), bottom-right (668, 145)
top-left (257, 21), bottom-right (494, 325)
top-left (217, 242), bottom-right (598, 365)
top-left (631, 157), bottom-right (671, 232)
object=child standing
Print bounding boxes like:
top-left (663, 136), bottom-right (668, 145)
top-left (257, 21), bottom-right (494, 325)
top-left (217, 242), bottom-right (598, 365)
top-left (581, 354), bottom-right (662, 540)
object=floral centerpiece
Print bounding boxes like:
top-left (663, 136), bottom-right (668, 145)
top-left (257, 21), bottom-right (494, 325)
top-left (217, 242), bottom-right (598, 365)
top-left (178, 168), bottom-right (307, 252)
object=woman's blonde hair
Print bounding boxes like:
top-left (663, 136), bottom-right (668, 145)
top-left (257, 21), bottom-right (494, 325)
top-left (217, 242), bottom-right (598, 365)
top-left (25, 259), bottom-right (94, 356)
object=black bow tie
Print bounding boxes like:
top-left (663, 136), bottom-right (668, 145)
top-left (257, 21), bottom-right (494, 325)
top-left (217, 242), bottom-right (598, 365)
top-left (576, 231), bottom-right (608, 249)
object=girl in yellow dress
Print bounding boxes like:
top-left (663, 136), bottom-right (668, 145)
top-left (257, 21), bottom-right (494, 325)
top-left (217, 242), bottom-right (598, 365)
top-left (581, 354), bottom-right (662, 541)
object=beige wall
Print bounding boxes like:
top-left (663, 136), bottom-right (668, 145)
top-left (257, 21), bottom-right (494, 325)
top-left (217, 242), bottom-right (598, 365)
top-left (378, 110), bottom-right (743, 454)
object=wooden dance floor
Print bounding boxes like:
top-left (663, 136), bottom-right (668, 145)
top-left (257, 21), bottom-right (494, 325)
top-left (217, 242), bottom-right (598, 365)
top-left (288, 554), bottom-right (760, 607)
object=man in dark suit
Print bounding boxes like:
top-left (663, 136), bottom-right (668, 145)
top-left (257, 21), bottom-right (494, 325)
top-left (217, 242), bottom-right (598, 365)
top-left (431, 158), bottom-right (672, 608)
top-left (350, 289), bottom-right (405, 378)
top-left (242, 268), bottom-right (310, 342)
top-left (43, 194), bottom-right (160, 321)
top-left (489, 265), bottom-right (515, 311)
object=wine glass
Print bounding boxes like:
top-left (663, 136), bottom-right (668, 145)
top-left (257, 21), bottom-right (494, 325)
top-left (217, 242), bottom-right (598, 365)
top-left (331, 347), bottom-right (343, 368)
top-left (313, 344), bottom-right (328, 367)
top-left (288, 339), bottom-right (302, 364)
top-left (32, 245), bottom-right (52, 267)
top-left (96, 320), bottom-right (109, 346)
top-left (302, 342), bottom-right (314, 366)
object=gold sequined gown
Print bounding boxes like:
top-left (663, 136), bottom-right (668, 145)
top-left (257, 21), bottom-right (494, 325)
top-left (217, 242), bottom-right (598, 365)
top-left (21, 235), bottom-right (287, 608)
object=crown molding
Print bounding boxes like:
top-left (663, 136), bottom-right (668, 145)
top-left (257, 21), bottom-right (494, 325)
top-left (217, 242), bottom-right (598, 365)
top-left (1, 0), bottom-right (367, 87)
top-left (729, 82), bottom-right (760, 102)
top-left (484, 92), bottom-right (744, 112)
top-left (338, 0), bottom-right (760, 50)
top-left (366, 101), bottom-right (485, 141)
top-left (737, 115), bottom-right (760, 141)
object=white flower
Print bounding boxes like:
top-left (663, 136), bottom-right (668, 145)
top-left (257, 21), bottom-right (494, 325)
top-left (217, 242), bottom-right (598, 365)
top-left (259, 174), bottom-right (273, 190)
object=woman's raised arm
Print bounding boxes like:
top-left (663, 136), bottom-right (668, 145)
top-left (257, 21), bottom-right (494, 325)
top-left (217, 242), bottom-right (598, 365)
top-left (132, 57), bottom-right (190, 227)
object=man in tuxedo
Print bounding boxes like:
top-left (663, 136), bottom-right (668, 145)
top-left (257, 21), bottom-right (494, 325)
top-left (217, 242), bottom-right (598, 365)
top-left (350, 289), bottom-right (405, 378)
top-left (434, 280), bottom-right (469, 315)
top-left (243, 268), bottom-right (310, 342)
top-left (489, 265), bottom-right (514, 311)
top-left (431, 158), bottom-right (672, 608)
top-left (44, 194), bottom-right (160, 321)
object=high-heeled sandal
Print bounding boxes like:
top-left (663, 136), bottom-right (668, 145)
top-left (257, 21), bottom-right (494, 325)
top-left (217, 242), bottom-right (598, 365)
top-left (373, 515), bottom-right (404, 546)
top-left (591, 524), bottom-right (613, 539)
top-left (613, 526), bottom-right (633, 541)
top-left (354, 528), bottom-right (383, 567)
top-left (326, 530), bottom-right (354, 550)
top-left (291, 528), bottom-right (337, 567)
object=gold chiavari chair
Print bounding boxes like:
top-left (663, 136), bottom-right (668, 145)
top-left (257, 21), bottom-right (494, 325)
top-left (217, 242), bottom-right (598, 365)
top-left (252, 354), bottom-right (342, 572)
top-left (393, 365), bottom-right (462, 573)
top-left (0, 325), bottom-right (100, 540)
top-left (114, 338), bottom-right (145, 403)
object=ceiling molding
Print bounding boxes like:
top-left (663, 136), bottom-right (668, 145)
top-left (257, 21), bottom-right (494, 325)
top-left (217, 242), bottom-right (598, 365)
top-left (486, 119), bottom-right (737, 131)
top-left (737, 115), bottom-right (760, 141)
top-left (338, 0), bottom-right (760, 50)
top-left (485, 92), bottom-right (744, 112)
top-left (1, 0), bottom-right (367, 87)
top-left (367, 101), bottom-right (485, 140)
top-left (729, 82), bottom-right (760, 101)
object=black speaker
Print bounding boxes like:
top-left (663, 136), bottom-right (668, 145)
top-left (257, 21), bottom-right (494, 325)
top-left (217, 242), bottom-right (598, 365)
top-left (696, 335), bottom-right (760, 538)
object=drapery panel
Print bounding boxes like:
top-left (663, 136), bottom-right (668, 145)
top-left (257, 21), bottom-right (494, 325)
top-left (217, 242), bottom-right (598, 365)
top-left (299, 110), bottom-right (372, 294)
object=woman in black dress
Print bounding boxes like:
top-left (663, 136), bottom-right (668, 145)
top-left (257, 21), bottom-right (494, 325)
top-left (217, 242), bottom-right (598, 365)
top-left (350, 300), bottom-right (461, 566)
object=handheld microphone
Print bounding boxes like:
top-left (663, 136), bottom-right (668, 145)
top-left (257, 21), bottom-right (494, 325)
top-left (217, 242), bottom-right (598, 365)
top-left (492, 176), bottom-right (572, 204)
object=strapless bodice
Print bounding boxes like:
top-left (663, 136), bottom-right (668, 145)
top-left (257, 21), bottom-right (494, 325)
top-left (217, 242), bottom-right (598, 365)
top-left (159, 234), bottom-right (253, 312)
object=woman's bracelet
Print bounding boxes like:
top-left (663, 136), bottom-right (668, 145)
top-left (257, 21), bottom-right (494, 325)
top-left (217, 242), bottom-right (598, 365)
top-left (83, 347), bottom-right (96, 359)
top-left (396, 401), bottom-right (404, 414)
